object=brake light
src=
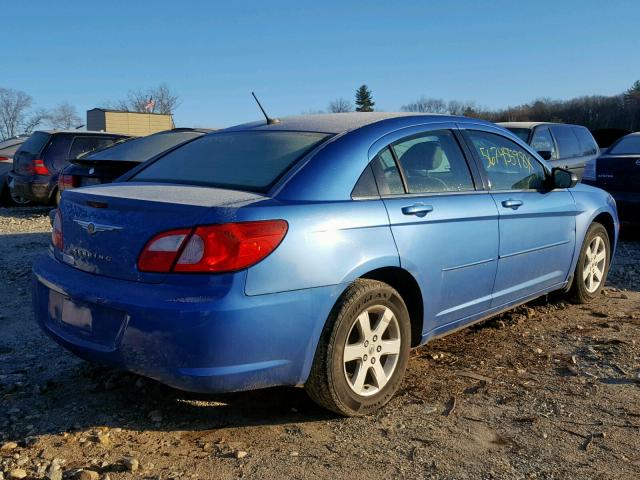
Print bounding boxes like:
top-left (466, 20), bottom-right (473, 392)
top-left (137, 220), bottom-right (288, 273)
top-left (29, 159), bottom-right (50, 175)
top-left (0, 156), bottom-right (9, 162)
top-left (52, 210), bottom-right (63, 250)
top-left (59, 174), bottom-right (79, 190)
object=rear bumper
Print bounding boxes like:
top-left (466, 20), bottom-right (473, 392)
top-left (8, 172), bottom-right (54, 203)
top-left (32, 250), bottom-right (342, 393)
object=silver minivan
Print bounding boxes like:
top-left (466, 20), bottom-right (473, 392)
top-left (498, 122), bottom-right (599, 180)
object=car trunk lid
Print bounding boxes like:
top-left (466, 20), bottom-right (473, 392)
top-left (58, 183), bottom-right (267, 283)
top-left (596, 154), bottom-right (640, 191)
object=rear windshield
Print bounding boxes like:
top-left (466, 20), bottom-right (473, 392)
top-left (85, 131), bottom-right (203, 162)
top-left (19, 132), bottom-right (50, 155)
top-left (609, 135), bottom-right (640, 155)
top-left (505, 128), bottom-right (531, 143)
top-left (131, 131), bottom-right (331, 192)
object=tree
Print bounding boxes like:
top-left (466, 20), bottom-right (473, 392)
top-left (355, 85), bottom-right (375, 112)
top-left (401, 96), bottom-right (447, 113)
top-left (0, 88), bottom-right (44, 140)
top-left (47, 101), bottom-right (82, 129)
top-left (104, 83), bottom-right (181, 114)
top-left (328, 98), bottom-right (353, 113)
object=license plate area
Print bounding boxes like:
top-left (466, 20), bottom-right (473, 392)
top-left (45, 287), bottom-right (128, 351)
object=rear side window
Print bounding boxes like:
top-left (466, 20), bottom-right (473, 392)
top-left (609, 135), bottom-right (640, 155)
top-left (371, 147), bottom-right (404, 195)
top-left (18, 132), bottom-right (50, 155)
top-left (466, 130), bottom-right (546, 190)
top-left (86, 131), bottom-right (202, 162)
top-left (392, 130), bottom-right (474, 193)
top-left (572, 127), bottom-right (598, 156)
top-left (550, 126), bottom-right (581, 158)
top-left (132, 131), bottom-right (331, 192)
top-left (69, 136), bottom-right (121, 159)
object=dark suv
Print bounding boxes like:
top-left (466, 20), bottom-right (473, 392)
top-left (8, 130), bottom-right (128, 205)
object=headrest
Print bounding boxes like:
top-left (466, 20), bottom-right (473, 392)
top-left (401, 142), bottom-right (442, 171)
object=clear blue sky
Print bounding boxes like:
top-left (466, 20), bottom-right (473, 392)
top-left (3, 0), bottom-right (639, 128)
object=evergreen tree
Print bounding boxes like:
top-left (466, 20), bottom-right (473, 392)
top-left (355, 85), bottom-right (375, 112)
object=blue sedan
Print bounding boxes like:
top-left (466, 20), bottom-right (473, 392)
top-left (32, 113), bottom-right (619, 416)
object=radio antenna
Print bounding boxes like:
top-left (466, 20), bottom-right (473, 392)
top-left (251, 92), bottom-right (280, 125)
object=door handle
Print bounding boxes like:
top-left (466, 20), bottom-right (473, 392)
top-left (401, 203), bottom-right (434, 217)
top-left (501, 199), bottom-right (523, 209)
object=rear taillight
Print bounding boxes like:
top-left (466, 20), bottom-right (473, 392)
top-left (52, 210), bottom-right (63, 250)
top-left (137, 220), bottom-right (288, 273)
top-left (58, 174), bottom-right (79, 191)
top-left (29, 159), bottom-right (50, 175)
top-left (0, 156), bottom-right (9, 162)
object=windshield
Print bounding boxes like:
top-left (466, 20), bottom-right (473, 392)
top-left (505, 128), bottom-right (531, 143)
top-left (82, 131), bottom-right (203, 162)
top-left (609, 135), bottom-right (640, 155)
top-left (131, 131), bottom-right (331, 192)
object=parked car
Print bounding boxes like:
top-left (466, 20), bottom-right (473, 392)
top-left (33, 113), bottom-right (618, 416)
top-left (583, 132), bottom-right (640, 224)
top-left (8, 130), bottom-right (128, 205)
top-left (58, 128), bottom-right (213, 195)
top-left (0, 134), bottom-right (29, 205)
top-left (498, 122), bottom-right (599, 180)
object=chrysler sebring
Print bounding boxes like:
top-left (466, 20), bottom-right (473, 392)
top-left (33, 113), bottom-right (618, 416)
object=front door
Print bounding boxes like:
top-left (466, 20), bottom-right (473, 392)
top-left (370, 127), bottom-right (499, 336)
top-left (462, 127), bottom-right (577, 308)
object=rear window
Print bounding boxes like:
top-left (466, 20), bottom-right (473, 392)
top-left (572, 127), bottom-right (598, 156)
top-left (19, 132), bottom-right (51, 155)
top-left (608, 135), bottom-right (640, 155)
top-left (505, 128), bottom-right (531, 143)
top-left (131, 131), bottom-right (331, 192)
top-left (86, 131), bottom-right (203, 162)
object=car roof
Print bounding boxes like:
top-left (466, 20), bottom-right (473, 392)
top-left (223, 112), bottom-right (493, 135)
top-left (498, 121), bottom-right (590, 130)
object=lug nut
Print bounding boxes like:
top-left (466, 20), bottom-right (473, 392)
top-left (377, 346), bottom-right (382, 352)
top-left (373, 335), bottom-right (378, 342)
top-left (371, 358), bottom-right (376, 364)
top-left (363, 355), bottom-right (368, 361)
top-left (364, 340), bottom-right (369, 347)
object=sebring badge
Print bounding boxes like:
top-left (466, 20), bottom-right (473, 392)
top-left (74, 220), bottom-right (123, 235)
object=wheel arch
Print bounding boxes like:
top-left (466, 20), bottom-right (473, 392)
top-left (360, 266), bottom-right (424, 347)
top-left (592, 211), bottom-right (616, 260)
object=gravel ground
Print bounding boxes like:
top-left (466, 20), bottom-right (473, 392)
top-left (0, 206), bottom-right (639, 480)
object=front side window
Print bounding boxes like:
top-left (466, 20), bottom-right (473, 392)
top-left (466, 130), bottom-right (546, 191)
top-left (550, 125), bottom-right (581, 159)
top-left (391, 130), bottom-right (474, 194)
top-left (132, 131), bottom-right (331, 193)
top-left (530, 127), bottom-right (557, 160)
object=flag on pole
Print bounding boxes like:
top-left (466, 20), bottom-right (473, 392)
top-left (144, 97), bottom-right (155, 112)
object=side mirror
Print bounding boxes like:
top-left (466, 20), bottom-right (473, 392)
top-left (537, 150), bottom-right (553, 161)
top-left (551, 167), bottom-right (578, 189)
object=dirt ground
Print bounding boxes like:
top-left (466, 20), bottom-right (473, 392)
top-left (1, 206), bottom-right (639, 480)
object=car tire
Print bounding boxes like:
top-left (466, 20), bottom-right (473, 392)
top-left (2, 183), bottom-right (32, 207)
top-left (567, 222), bottom-right (610, 304)
top-left (305, 279), bottom-right (411, 416)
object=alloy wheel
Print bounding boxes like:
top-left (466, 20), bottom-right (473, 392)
top-left (582, 235), bottom-right (607, 293)
top-left (343, 305), bottom-right (402, 397)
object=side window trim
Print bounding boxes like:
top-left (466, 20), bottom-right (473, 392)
top-left (386, 144), bottom-right (409, 193)
top-left (458, 127), bottom-right (549, 192)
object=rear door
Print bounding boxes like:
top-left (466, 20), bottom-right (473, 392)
top-left (572, 126), bottom-right (600, 179)
top-left (461, 126), bottom-right (576, 307)
top-left (372, 124), bottom-right (499, 334)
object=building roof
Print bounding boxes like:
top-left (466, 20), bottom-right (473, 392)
top-left (224, 112), bottom-right (489, 134)
top-left (88, 108), bottom-right (173, 116)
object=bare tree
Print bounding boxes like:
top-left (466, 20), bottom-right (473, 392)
top-left (328, 98), bottom-right (353, 113)
top-left (105, 83), bottom-right (181, 114)
top-left (0, 88), bottom-right (35, 139)
top-left (401, 96), bottom-right (448, 114)
top-left (46, 101), bottom-right (82, 129)
top-left (23, 108), bottom-right (49, 134)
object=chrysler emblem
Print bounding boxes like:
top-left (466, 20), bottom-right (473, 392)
top-left (74, 219), bottom-right (123, 235)
top-left (636, 159), bottom-right (640, 166)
